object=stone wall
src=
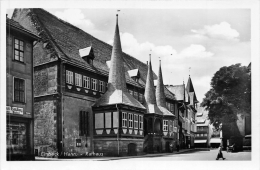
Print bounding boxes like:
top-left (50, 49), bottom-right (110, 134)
top-left (34, 65), bottom-right (58, 96)
top-left (94, 139), bottom-right (144, 156)
top-left (62, 95), bottom-right (95, 155)
top-left (34, 100), bottom-right (57, 155)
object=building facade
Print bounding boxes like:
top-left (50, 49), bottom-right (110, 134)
top-left (6, 17), bottom-right (39, 160)
top-left (194, 107), bottom-right (213, 148)
top-left (12, 8), bottom-right (179, 157)
top-left (166, 76), bottom-right (198, 149)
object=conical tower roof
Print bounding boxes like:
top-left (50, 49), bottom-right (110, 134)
top-left (108, 14), bottom-right (127, 92)
top-left (93, 15), bottom-right (145, 109)
top-left (156, 60), bottom-right (174, 117)
top-left (144, 55), bottom-right (156, 104)
top-left (144, 56), bottom-right (163, 115)
top-left (156, 60), bottom-right (166, 107)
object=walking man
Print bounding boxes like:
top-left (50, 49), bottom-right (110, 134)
top-left (216, 145), bottom-right (226, 160)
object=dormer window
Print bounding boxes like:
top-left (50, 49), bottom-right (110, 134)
top-left (79, 46), bottom-right (95, 65)
top-left (128, 69), bottom-right (140, 82)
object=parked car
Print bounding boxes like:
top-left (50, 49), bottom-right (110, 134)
top-left (243, 135), bottom-right (251, 150)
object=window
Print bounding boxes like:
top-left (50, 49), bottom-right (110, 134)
top-left (139, 93), bottom-right (143, 103)
top-left (128, 113), bottom-right (133, 128)
top-left (170, 103), bottom-right (174, 112)
top-left (134, 114), bottom-right (138, 129)
top-left (169, 120), bottom-right (173, 131)
top-left (129, 90), bottom-right (133, 96)
top-left (14, 39), bottom-right (24, 62)
top-left (204, 133), bottom-right (207, 137)
top-left (75, 73), bottom-right (82, 87)
top-left (99, 81), bottom-right (105, 93)
top-left (163, 120), bottom-right (168, 131)
top-left (166, 102), bottom-right (171, 110)
top-left (83, 76), bottom-right (90, 89)
top-left (134, 92), bottom-right (138, 100)
top-left (91, 78), bottom-right (97, 91)
top-left (14, 78), bottom-right (25, 103)
top-left (122, 112), bottom-right (127, 127)
top-left (139, 115), bottom-right (143, 130)
top-left (79, 111), bottom-right (88, 136)
top-left (66, 70), bottom-right (73, 85)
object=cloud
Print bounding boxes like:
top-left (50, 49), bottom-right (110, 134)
top-left (108, 32), bottom-right (213, 65)
top-left (191, 22), bottom-right (240, 41)
top-left (55, 9), bottom-right (95, 31)
top-left (179, 44), bottom-right (214, 58)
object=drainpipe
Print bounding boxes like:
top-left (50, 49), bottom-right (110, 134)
top-left (116, 104), bottom-right (120, 157)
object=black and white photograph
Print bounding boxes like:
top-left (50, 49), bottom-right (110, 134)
top-left (1, 0), bottom-right (259, 170)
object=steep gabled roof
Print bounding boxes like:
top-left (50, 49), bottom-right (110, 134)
top-left (12, 8), bottom-right (154, 89)
top-left (186, 76), bottom-right (198, 103)
top-left (6, 17), bottom-right (39, 39)
top-left (166, 84), bottom-right (188, 102)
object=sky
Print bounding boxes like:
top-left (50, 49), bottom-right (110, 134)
top-left (6, 8), bottom-right (251, 103)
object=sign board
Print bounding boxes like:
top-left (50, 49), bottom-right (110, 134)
top-left (6, 106), bottom-right (13, 114)
top-left (17, 108), bottom-right (23, 115)
top-left (12, 107), bottom-right (18, 112)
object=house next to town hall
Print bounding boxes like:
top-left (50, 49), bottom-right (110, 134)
top-left (6, 17), bottom-right (40, 160)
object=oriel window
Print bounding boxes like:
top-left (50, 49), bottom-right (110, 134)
top-left (14, 78), bottom-right (25, 103)
top-left (14, 39), bottom-right (24, 62)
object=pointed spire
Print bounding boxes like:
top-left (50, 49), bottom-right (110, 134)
top-left (93, 14), bottom-right (145, 110)
top-left (186, 76), bottom-right (194, 93)
top-left (107, 14), bottom-right (127, 92)
top-left (144, 54), bottom-right (156, 105)
top-left (156, 60), bottom-right (166, 107)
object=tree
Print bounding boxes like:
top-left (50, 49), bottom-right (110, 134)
top-left (201, 63), bottom-right (251, 134)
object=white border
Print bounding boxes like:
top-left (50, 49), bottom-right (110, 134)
top-left (1, 1), bottom-right (259, 170)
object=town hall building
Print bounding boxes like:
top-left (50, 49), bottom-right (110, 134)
top-left (11, 8), bottom-right (197, 157)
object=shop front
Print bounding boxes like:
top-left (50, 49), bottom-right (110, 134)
top-left (6, 116), bottom-right (34, 160)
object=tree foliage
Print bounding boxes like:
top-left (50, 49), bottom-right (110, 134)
top-left (201, 63), bottom-right (251, 130)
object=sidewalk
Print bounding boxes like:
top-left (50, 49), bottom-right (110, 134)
top-left (35, 148), bottom-right (196, 161)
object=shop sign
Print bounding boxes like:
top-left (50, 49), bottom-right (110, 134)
top-left (17, 108), bottom-right (23, 115)
top-left (6, 106), bottom-right (13, 114)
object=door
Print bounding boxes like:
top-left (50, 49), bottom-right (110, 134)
top-left (128, 143), bottom-right (137, 156)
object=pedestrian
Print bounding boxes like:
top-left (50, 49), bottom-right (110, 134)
top-left (216, 145), bottom-right (226, 160)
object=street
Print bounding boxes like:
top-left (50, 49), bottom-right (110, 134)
top-left (111, 149), bottom-right (251, 161)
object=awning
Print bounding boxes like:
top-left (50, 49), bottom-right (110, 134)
top-left (194, 140), bottom-right (207, 143)
top-left (210, 138), bottom-right (221, 143)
